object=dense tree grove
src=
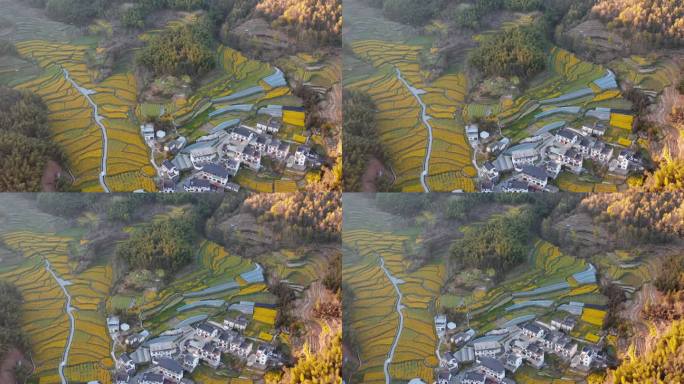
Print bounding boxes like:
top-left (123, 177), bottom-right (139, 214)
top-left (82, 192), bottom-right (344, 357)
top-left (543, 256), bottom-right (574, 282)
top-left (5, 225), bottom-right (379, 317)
top-left (243, 191), bottom-right (341, 241)
top-left (450, 208), bottom-right (535, 279)
top-left (0, 40), bottom-right (17, 56)
top-left (368, 0), bottom-right (546, 27)
top-left (35, 193), bottom-right (98, 217)
top-left (136, 21), bottom-right (216, 77)
top-left (323, 251), bottom-right (341, 293)
top-left (468, 24), bottom-right (547, 79)
top-left (45, 0), bottom-right (106, 25)
top-left (256, 0), bottom-right (342, 45)
top-left (382, 0), bottom-right (441, 26)
top-left (0, 281), bottom-right (29, 361)
top-left (0, 87), bottom-right (62, 192)
top-left (593, 0), bottom-right (684, 47)
top-left (342, 89), bottom-right (386, 192)
top-left (18, 0), bottom-right (47, 7)
top-left (580, 192), bottom-right (683, 242)
top-left (375, 193), bottom-right (432, 217)
top-left (655, 255), bottom-right (684, 293)
top-left (643, 156), bottom-right (684, 192)
top-left (117, 218), bottom-right (198, 274)
top-left (121, 0), bottom-right (210, 29)
top-left (611, 320), bottom-right (684, 382)
top-left (450, 0), bottom-right (543, 29)
top-left (285, 330), bottom-right (342, 384)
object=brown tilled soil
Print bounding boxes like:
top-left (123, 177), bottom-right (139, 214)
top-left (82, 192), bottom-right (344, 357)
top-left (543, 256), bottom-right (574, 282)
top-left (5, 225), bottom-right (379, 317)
top-left (648, 84), bottom-right (684, 161)
top-left (40, 160), bottom-right (63, 192)
top-left (0, 349), bottom-right (31, 384)
top-left (361, 157), bottom-right (388, 192)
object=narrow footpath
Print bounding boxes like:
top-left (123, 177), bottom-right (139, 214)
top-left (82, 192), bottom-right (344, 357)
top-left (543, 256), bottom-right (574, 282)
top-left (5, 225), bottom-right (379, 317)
top-left (379, 256), bottom-right (405, 384)
top-left (62, 68), bottom-right (110, 192)
top-left (395, 68), bottom-right (433, 192)
top-left (44, 259), bottom-right (75, 384)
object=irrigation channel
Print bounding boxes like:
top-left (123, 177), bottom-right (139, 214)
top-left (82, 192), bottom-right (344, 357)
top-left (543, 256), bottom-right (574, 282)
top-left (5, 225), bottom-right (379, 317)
top-left (62, 68), bottom-right (111, 192)
top-left (44, 259), bottom-right (75, 384)
top-left (379, 256), bottom-right (405, 384)
top-left (395, 68), bottom-right (433, 192)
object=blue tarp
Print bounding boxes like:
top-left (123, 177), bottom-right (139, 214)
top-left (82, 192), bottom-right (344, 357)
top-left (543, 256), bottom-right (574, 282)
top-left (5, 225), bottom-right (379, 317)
top-left (263, 68), bottom-right (287, 88)
top-left (513, 282), bottom-right (570, 297)
top-left (240, 264), bottom-right (264, 283)
top-left (212, 86), bottom-right (264, 103)
top-left (176, 315), bottom-right (209, 328)
top-left (184, 281), bottom-right (239, 298)
top-left (211, 119), bottom-right (241, 133)
top-left (593, 70), bottom-right (618, 90)
top-left (505, 300), bottom-right (554, 312)
top-left (208, 104), bottom-right (253, 118)
top-left (540, 88), bottom-right (593, 105)
top-left (585, 107), bottom-right (611, 120)
top-left (535, 106), bottom-right (581, 120)
top-left (502, 315), bottom-right (537, 328)
top-left (177, 300), bottom-right (225, 312)
top-left (572, 264), bottom-right (597, 284)
top-left (534, 121), bottom-right (566, 136)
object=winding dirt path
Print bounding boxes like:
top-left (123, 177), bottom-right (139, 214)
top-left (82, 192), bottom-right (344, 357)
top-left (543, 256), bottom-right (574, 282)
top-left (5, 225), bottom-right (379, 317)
top-left (395, 68), bottom-right (433, 192)
top-left (44, 259), bottom-right (75, 384)
top-left (379, 256), bottom-right (404, 384)
top-left (62, 68), bottom-right (110, 192)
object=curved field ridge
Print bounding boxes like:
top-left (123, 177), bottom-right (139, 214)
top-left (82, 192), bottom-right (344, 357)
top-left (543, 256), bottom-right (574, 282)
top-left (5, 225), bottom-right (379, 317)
top-left (62, 68), bottom-right (110, 192)
top-left (343, 229), bottom-right (444, 383)
top-left (0, 231), bottom-right (114, 384)
top-left (379, 256), bottom-right (405, 384)
top-left (395, 68), bottom-right (432, 192)
top-left (14, 40), bottom-right (155, 192)
top-left (349, 40), bottom-right (475, 192)
top-left (44, 258), bottom-right (75, 384)
top-left (177, 299), bottom-right (225, 312)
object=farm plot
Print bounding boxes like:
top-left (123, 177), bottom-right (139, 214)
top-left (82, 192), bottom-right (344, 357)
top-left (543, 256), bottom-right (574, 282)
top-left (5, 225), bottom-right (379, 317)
top-left (277, 53), bottom-right (341, 91)
top-left (258, 248), bottom-right (329, 290)
top-left (490, 47), bottom-right (631, 142)
top-left (173, 45), bottom-right (276, 126)
top-left (0, 230), bottom-right (114, 384)
top-left (168, 45), bottom-right (308, 190)
top-left (610, 55), bottom-right (680, 96)
top-left (14, 40), bottom-right (154, 191)
top-left (349, 40), bottom-right (475, 191)
top-left (477, 46), bottom-right (635, 190)
top-left (442, 240), bottom-right (606, 334)
top-left (343, 229), bottom-right (445, 383)
top-left (129, 241), bottom-right (276, 333)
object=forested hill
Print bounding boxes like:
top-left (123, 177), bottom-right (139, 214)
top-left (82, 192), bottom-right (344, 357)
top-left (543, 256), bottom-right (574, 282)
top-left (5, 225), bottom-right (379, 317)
top-left (592, 0), bottom-right (684, 47)
top-left (0, 87), bottom-right (62, 192)
top-left (256, 0), bottom-right (342, 45)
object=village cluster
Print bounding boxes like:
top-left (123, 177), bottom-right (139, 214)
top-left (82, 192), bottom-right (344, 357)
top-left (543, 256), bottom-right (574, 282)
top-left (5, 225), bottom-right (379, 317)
top-left (468, 114), bottom-right (645, 192)
top-left (141, 109), bottom-right (323, 193)
top-left (423, 314), bottom-right (607, 384)
top-left (107, 313), bottom-right (284, 384)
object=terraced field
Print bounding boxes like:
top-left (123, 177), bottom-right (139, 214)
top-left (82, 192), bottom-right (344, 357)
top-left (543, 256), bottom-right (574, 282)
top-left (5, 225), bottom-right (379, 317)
top-left (2, 2), bottom-right (339, 192)
top-left (110, 240), bottom-right (278, 338)
top-left (0, 231), bottom-right (114, 384)
top-left (348, 41), bottom-right (475, 192)
top-left (469, 46), bottom-right (638, 190)
top-left (258, 248), bottom-right (331, 291)
top-left (13, 41), bottom-right (154, 192)
top-left (172, 45), bottom-right (304, 135)
top-left (343, 229), bottom-right (445, 383)
top-left (610, 55), bottom-right (681, 97)
top-left (279, 53), bottom-right (342, 91)
top-left (478, 47), bottom-right (633, 145)
top-left (441, 240), bottom-right (607, 342)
